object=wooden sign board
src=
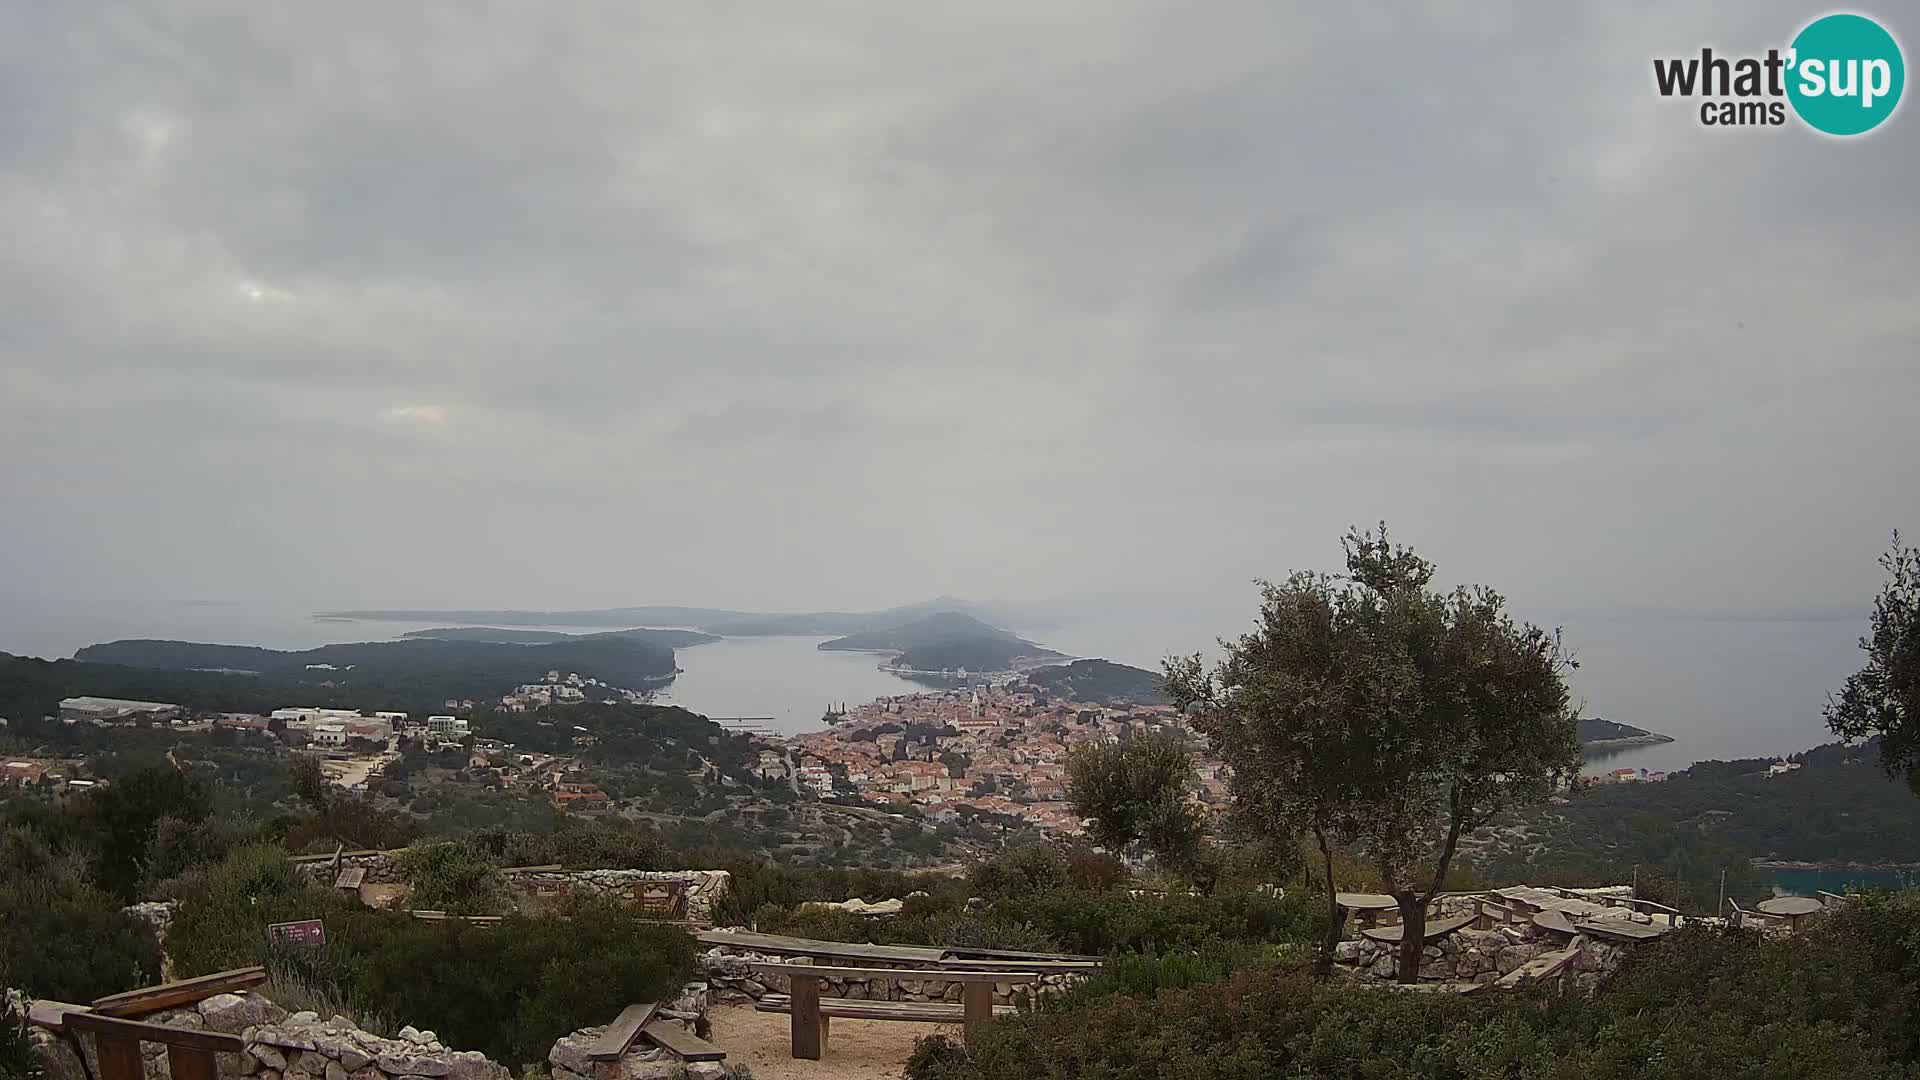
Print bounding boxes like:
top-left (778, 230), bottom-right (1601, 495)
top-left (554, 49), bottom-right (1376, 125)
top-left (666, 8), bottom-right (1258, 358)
top-left (267, 919), bottom-right (326, 947)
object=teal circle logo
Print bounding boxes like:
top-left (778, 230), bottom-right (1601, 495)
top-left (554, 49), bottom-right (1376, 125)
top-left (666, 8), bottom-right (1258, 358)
top-left (1787, 13), bottom-right (1905, 135)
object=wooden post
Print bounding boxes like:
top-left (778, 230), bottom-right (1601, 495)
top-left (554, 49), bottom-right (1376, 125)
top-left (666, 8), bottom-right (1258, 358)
top-left (94, 1033), bottom-right (144, 1080)
top-left (961, 981), bottom-right (994, 1037)
top-left (789, 973), bottom-right (827, 1060)
top-left (166, 1045), bottom-right (218, 1080)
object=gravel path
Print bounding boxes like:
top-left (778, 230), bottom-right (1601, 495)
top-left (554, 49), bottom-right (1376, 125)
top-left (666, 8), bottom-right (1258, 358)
top-left (706, 1003), bottom-right (959, 1080)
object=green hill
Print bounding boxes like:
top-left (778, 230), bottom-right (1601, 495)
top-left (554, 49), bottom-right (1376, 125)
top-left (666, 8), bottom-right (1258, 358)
top-left (1019, 659), bottom-right (1169, 705)
top-left (819, 612), bottom-right (1065, 673)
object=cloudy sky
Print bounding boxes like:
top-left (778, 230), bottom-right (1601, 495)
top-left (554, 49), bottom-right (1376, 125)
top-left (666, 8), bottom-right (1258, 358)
top-left (2, 1), bottom-right (1914, 644)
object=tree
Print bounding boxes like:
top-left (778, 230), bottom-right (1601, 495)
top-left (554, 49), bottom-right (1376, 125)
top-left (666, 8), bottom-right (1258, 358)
top-left (1066, 734), bottom-right (1207, 876)
top-left (1168, 525), bottom-right (1580, 982)
top-left (1826, 531), bottom-right (1920, 792)
top-left (83, 763), bottom-right (213, 901)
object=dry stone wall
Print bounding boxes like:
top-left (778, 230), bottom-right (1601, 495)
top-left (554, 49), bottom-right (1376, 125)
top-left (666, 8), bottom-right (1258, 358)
top-left (546, 982), bottom-right (732, 1080)
top-left (26, 992), bottom-right (509, 1080)
top-left (292, 852), bottom-right (730, 924)
top-left (700, 943), bottom-right (1088, 1007)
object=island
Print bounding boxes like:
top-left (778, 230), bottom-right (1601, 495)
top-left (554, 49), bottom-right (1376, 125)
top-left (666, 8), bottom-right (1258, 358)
top-left (400, 626), bottom-right (719, 649)
top-left (315, 596), bottom-right (1024, 636)
top-left (1017, 658), bottom-right (1170, 705)
top-left (818, 612), bottom-right (1065, 675)
top-left (69, 635), bottom-right (680, 704)
top-left (1577, 717), bottom-right (1676, 750)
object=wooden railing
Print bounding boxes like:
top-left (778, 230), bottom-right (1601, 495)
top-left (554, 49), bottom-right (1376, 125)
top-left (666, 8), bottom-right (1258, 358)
top-left (26, 967), bottom-right (267, 1080)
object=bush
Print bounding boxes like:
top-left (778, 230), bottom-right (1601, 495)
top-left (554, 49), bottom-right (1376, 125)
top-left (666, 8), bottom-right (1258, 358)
top-left (989, 887), bottom-right (1318, 955)
top-left (167, 843), bottom-right (343, 978)
top-left (906, 889), bottom-right (1920, 1080)
top-left (0, 1000), bottom-right (41, 1080)
top-left (400, 840), bottom-right (505, 914)
top-left (354, 898), bottom-right (696, 1068)
top-left (0, 825), bottom-right (161, 1000)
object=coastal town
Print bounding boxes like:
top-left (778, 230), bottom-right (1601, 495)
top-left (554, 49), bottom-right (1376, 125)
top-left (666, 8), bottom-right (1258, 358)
top-left (3, 676), bottom-right (1223, 843)
top-left (782, 684), bottom-right (1224, 837)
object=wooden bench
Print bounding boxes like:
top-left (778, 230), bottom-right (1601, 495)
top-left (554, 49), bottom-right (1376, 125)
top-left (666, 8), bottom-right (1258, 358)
top-left (31, 969), bottom-right (268, 1080)
top-left (586, 1003), bottom-right (726, 1066)
top-left (749, 963), bottom-right (1039, 1060)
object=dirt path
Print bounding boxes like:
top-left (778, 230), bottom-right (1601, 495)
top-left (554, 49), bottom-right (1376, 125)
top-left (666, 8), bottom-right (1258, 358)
top-left (707, 1003), bottom-right (958, 1080)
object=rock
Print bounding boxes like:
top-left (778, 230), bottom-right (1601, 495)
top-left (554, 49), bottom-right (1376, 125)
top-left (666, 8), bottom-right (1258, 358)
top-left (398, 1027), bottom-right (424, 1044)
top-left (201, 994), bottom-right (287, 1034)
top-left (257, 1071), bottom-right (281, 1080)
top-left (1333, 940), bottom-right (1365, 963)
top-left (215, 1051), bottom-right (258, 1079)
top-left (325, 1063), bottom-right (347, 1080)
top-left (444, 1050), bottom-right (506, 1080)
top-left (249, 1046), bottom-right (289, 1071)
top-left (292, 1051), bottom-right (329, 1076)
top-left (376, 1054), bottom-right (450, 1078)
top-left (546, 1033), bottom-right (597, 1076)
top-left (287, 1013), bottom-right (320, 1026)
top-left (313, 1035), bottom-right (371, 1071)
top-left (252, 1027), bottom-right (318, 1052)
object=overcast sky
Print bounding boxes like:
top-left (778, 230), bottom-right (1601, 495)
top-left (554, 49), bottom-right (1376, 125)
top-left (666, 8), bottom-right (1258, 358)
top-left (2, 2), bottom-right (1914, 639)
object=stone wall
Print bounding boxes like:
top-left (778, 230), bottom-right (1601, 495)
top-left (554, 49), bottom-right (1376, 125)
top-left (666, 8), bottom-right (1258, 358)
top-left (27, 986), bottom-right (736, 1080)
top-left (28, 992), bottom-right (508, 1080)
top-left (292, 853), bottom-right (731, 925)
top-left (700, 944), bottom-right (1088, 1008)
top-left (546, 983), bottom-right (732, 1080)
top-left (501, 869), bottom-right (731, 926)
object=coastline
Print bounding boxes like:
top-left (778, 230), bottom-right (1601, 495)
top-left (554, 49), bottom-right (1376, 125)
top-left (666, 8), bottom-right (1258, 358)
top-left (1580, 733), bottom-right (1677, 751)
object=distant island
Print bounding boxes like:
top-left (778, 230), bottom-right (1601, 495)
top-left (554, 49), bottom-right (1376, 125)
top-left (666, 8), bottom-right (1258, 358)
top-left (70, 635), bottom-right (679, 703)
top-left (400, 626), bottom-right (719, 649)
top-left (818, 612), bottom-right (1065, 675)
top-left (315, 596), bottom-right (1027, 637)
top-left (1577, 716), bottom-right (1676, 749)
top-left (1017, 658), bottom-right (1169, 705)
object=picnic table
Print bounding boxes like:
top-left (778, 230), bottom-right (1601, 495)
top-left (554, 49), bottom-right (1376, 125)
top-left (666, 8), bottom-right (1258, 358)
top-left (1755, 895), bottom-right (1824, 932)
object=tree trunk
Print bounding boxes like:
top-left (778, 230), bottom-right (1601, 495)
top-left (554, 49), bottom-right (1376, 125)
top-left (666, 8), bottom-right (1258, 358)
top-left (1395, 893), bottom-right (1427, 983)
top-left (1313, 826), bottom-right (1343, 979)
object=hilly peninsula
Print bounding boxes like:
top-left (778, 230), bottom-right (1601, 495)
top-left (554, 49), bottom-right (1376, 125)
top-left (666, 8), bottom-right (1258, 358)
top-left (316, 596), bottom-right (1025, 636)
top-left (400, 626), bottom-right (719, 648)
top-left (1018, 658), bottom-right (1170, 705)
top-left (818, 611), bottom-right (1066, 674)
top-left (71, 635), bottom-right (679, 702)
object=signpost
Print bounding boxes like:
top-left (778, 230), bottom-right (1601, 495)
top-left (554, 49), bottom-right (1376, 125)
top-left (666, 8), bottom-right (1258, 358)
top-left (266, 919), bottom-right (326, 948)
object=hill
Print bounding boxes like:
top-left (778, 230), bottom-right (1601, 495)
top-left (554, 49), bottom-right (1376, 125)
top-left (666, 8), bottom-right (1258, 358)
top-left (818, 612), bottom-right (1065, 673)
top-left (316, 597), bottom-right (1026, 636)
top-left (1461, 738), bottom-right (1920, 909)
top-left (1018, 659), bottom-right (1169, 705)
top-left (70, 635), bottom-right (678, 701)
top-left (1577, 717), bottom-right (1674, 747)
top-left (400, 626), bottom-right (719, 648)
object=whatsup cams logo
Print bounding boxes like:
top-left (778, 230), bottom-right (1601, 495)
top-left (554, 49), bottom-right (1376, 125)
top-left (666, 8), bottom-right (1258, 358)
top-left (1653, 12), bottom-right (1905, 135)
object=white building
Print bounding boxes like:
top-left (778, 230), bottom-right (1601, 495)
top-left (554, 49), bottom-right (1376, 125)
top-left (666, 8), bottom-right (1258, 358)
top-left (310, 723), bottom-right (348, 747)
top-left (428, 715), bottom-right (470, 736)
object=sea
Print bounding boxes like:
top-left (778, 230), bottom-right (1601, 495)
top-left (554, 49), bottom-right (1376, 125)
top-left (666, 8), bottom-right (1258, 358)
top-left (0, 604), bottom-right (1864, 764)
top-left (0, 603), bottom-right (1887, 892)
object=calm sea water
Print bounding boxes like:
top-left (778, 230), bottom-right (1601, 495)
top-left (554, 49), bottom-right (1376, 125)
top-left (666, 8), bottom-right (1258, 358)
top-left (1769, 867), bottom-right (1920, 897)
top-left (0, 605), bottom-right (1867, 758)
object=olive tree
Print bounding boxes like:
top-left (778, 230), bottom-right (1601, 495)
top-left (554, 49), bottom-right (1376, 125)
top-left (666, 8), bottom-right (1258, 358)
top-left (1169, 525), bottom-right (1580, 982)
top-left (1066, 733), bottom-right (1207, 876)
top-left (1826, 532), bottom-right (1920, 792)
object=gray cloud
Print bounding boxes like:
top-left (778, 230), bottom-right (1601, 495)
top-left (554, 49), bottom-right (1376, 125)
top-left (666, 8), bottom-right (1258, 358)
top-left (1, 0), bottom-right (1914, 642)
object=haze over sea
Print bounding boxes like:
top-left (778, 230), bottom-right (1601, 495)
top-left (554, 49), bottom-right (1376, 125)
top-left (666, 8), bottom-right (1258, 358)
top-left (0, 603), bottom-right (1865, 769)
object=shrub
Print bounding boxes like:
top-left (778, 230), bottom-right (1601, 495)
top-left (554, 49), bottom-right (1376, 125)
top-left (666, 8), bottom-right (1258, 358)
top-left (0, 825), bottom-right (161, 1000)
top-left (0, 999), bottom-right (41, 1080)
top-left (167, 843), bottom-right (343, 977)
top-left (354, 898), bottom-right (696, 1068)
top-left (970, 845), bottom-right (1070, 901)
top-left (989, 887), bottom-right (1318, 955)
top-left (400, 839), bottom-right (505, 914)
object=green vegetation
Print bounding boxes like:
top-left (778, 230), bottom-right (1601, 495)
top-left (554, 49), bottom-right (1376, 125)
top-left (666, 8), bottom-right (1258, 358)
top-left (1168, 525), bottom-right (1581, 981)
top-left (165, 844), bottom-right (695, 1070)
top-left (909, 889), bottom-right (1920, 1080)
top-left (1018, 659), bottom-right (1169, 705)
top-left (1066, 735), bottom-right (1207, 876)
top-left (401, 627), bottom-right (719, 648)
top-left (1827, 531), bottom-right (1920, 790)
top-left (1577, 717), bottom-right (1672, 745)
top-left (73, 635), bottom-right (676, 704)
top-left (819, 612), bottom-right (1063, 673)
top-left (1466, 739), bottom-right (1920, 910)
top-left (0, 823), bottom-right (161, 1002)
